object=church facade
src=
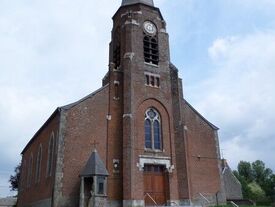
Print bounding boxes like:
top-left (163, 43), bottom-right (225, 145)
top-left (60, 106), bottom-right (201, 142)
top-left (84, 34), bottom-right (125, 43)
top-left (17, 0), bottom-right (227, 206)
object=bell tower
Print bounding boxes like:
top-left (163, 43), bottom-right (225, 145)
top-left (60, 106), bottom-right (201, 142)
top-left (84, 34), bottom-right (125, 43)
top-left (105, 0), bottom-right (189, 206)
top-left (109, 0), bottom-right (170, 69)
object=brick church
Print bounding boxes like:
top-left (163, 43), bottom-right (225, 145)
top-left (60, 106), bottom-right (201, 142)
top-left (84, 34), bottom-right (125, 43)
top-left (17, 0), bottom-right (228, 206)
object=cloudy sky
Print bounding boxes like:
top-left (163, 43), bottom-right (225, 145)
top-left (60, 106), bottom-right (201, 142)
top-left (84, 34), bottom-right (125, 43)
top-left (1, 0), bottom-right (275, 197)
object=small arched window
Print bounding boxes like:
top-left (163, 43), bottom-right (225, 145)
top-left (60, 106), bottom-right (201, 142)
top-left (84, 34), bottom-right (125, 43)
top-left (47, 133), bottom-right (55, 177)
top-left (27, 154), bottom-right (33, 187)
top-left (144, 35), bottom-right (159, 65)
top-left (144, 108), bottom-right (162, 150)
top-left (35, 145), bottom-right (42, 183)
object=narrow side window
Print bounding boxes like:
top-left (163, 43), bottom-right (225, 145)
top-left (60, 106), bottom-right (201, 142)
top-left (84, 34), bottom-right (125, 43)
top-left (47, 133), bottom-right (55, 177)
top-left (35, 145), bottom-right (42, 183)
top-left (27, 154), bottom-right (33, 187)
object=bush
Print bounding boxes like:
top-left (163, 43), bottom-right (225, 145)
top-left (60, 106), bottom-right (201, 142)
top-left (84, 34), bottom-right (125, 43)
top-left (248, 182), bottom-right (266, 201)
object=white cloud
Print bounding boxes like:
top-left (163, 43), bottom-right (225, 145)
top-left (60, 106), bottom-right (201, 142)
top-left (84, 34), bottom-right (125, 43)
top-left (0, 0), bottom-right (121, 197)
top-left (191, 31), bottom-right (275, 170)
top-left (208, 37), bottom-right (237, 60)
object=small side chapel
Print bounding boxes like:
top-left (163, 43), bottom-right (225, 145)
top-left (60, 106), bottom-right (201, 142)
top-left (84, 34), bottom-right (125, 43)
top-left (17, 0), bottom-right (228, 207)
top-left (79, 147), bottom-right (109, 207)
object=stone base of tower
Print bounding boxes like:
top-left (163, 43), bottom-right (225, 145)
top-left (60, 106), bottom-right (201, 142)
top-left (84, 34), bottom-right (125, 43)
top-left (168, 200), bottom-right (192, 206)
top-left (123, 200), bottom-right (144, 207)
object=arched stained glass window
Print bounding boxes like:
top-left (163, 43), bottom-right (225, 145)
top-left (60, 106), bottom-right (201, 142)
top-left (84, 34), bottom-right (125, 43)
top-left (144, 108), bottom-right (162, 150)
top-left (145, 119), bottom-right (152, 148)
top-left (154, 121), bottom-right (161, 150)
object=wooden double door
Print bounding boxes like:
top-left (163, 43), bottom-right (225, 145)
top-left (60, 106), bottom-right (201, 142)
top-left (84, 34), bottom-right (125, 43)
top-left (144, 165), bottom-right (167, 206)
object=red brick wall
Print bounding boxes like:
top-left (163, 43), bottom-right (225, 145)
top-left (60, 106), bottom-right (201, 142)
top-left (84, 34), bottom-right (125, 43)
top-left (62, 86), bottom-right (109, 198)
top-left (18, 112), bottom-right (60, 206)
top-left (183, 102), bottom-right (222, 199)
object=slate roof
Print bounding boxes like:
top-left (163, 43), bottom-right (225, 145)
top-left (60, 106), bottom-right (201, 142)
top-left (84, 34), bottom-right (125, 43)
top-left (121, 0), bottom-right (154, 6)
top-left (80, 150), bottom-right (109, 177)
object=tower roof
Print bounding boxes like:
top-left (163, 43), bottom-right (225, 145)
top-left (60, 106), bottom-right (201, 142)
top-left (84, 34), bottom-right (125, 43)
top-left (121, 0), bottom-right (154, 7)
top-left (80, 149), bottom-right (109, 177)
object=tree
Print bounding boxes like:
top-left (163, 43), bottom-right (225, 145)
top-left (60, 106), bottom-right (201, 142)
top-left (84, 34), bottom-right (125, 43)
top-left (248, 182), bottom-right (266, 201)
top-left (263, 174), bottom-right (275, 202)
top-left (238, 161), bottom-right (253, 182)
top-left (9, 162), bottom-right (21, 192)
top-left (252, 160), bottom-right (271, 185)
top-left (235, 160), bottom-right (275, 204)
top-left (251, 160), bottom-right (274, 202)
top-left (233, 170), bottom-right (252, 199)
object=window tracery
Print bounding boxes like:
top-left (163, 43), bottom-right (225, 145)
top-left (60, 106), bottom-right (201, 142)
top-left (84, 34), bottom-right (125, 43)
top-left (144, 108), bottom-right (162, 150)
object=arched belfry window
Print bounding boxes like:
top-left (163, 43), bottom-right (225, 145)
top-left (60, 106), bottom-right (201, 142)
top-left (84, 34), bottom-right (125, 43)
top-left (113, 27), bottom-right (121, 68)
top-left (144, 35), bottom-right (159, 65)
top-left (144, 108), bottom-right (162, 150)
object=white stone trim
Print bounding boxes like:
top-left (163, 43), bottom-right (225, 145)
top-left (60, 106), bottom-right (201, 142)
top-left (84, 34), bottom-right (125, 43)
top-left (137, 155), bottom-right (175, 173)
top-left (144, 62), bottom-right (159, 68)
top-left (144, 71), bottom-right (160, 78)
top-left (106, 115), bottom-right (112, 121)
top-left (114, 80), bottom-right (120, 85)
top-left (125, 19), bottom-right (140, 26)
top-left (167, 200), bottom-right (181, 206)
top-left (123, 200), bottom-right (144, 207)
top-left (123, 113), bottom-right (132, 118)
top-left (113, 97), bottom-right (120, 101)
top-left (134, 11), bottom-right (142, 15)
top-left (160, 28), bottom-right (167, 33)
top-left (124, 52), bottom-right (135, 61)
top-left (121, 11), bottom-right (142, 18)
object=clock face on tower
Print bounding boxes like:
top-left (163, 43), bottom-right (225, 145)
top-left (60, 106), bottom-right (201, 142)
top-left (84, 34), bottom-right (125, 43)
top-left (143, 21), bottom-right (157, 35)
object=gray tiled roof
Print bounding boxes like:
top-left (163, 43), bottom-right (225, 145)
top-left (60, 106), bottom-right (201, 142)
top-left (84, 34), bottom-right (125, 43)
top-left (121, 0), bottom-right (154, 6)
top-left (80, 150), bottom-right (109, 177)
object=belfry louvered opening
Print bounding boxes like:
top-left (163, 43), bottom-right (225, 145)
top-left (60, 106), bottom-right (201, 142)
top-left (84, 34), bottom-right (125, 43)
top-left (113, 45), bottom-right (120, 68)
top-left (144, 35), bottom-right (159, 65)
top-left (113, 28), bottom-right (121, 68)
